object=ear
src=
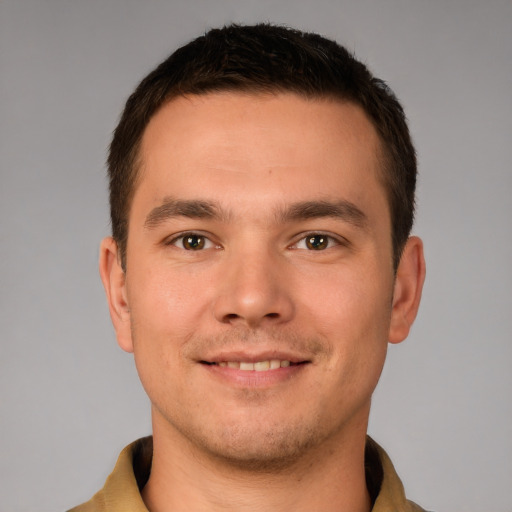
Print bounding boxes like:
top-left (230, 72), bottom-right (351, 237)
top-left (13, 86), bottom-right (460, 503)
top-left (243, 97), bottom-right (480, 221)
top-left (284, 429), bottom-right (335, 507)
top-left (99, 237), bottom-right (134, 353)
top-left (388, 236), bottom-right (426, 344)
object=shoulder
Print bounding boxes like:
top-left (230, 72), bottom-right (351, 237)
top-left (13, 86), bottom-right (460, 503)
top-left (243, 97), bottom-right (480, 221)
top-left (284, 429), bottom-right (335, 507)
top-left (67, 492), bottom-right (106, 512)
top-left (367, 437), bottom-right (431, 512)
top-left (66, 437), bottom-right (152, 512)
top-left (406, 499), bottom-right (431, 512)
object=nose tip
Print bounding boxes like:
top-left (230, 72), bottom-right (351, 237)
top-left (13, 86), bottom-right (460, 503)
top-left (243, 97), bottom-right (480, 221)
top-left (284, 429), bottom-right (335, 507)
top-left (212, 256), bottom-right (294, 327)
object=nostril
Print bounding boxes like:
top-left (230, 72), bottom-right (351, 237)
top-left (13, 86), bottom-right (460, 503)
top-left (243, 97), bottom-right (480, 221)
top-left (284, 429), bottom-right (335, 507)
top-left (222, 311), bottom-right (280, 324)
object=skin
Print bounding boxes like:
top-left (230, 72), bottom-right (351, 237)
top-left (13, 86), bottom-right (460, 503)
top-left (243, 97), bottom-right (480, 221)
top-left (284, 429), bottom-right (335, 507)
top-left (100, 92), bottom-right (425, 512)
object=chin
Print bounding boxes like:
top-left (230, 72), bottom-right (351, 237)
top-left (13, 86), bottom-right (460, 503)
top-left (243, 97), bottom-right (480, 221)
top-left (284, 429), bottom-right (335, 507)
top-left (187, 420), bottom-right (327, 473)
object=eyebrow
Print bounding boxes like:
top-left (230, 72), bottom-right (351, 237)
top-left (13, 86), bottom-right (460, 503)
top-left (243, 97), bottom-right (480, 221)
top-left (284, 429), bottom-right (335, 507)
top-left (144, 197), bottom-right (367, 230)
top-left (278, 200), bottom-right (368, 228)
top-left (144, 198), bottom-right (225, 229)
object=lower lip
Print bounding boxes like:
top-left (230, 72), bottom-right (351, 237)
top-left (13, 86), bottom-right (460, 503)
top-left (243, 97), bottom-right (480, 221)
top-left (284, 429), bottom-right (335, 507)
top-left (201, 363), bottom-right (309, 388)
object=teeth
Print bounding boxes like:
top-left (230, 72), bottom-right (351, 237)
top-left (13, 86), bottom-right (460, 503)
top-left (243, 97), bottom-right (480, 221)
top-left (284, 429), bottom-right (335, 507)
top-left (254, 361), bottom-right (269, 371)
top-left (215, 360), bottom-right (293, 371)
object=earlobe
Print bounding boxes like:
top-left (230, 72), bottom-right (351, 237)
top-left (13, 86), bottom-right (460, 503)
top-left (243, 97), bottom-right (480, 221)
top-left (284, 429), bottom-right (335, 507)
top-left (388, 236), bottom-right (426, 344)
top-left (99, 237), bottom-right (134, 353)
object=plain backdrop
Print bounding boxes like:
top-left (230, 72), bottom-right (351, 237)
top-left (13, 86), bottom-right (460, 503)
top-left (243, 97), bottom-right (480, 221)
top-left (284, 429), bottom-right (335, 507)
top-left (1, 1), bottom-right (511, 511)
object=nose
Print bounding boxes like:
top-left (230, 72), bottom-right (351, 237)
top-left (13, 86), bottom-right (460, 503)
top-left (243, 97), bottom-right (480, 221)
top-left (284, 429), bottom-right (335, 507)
top-left (212, 247), bottom-right (295, 328)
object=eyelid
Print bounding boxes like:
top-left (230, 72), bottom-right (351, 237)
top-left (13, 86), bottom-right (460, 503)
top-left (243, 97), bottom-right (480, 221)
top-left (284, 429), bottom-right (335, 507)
top-left (165, 231), bottom-right (220, 250)
top-left (290, 231), bottom-right (348, 250)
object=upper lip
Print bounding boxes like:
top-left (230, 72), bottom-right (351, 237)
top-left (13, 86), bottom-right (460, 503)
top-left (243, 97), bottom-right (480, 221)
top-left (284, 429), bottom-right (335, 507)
top-left (200, 350), bottom-right (311, 364)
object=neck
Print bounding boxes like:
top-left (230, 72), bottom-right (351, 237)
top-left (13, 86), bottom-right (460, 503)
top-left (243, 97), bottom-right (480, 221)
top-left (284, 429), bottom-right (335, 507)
top-left (142, 412), bottom-right (372, 512)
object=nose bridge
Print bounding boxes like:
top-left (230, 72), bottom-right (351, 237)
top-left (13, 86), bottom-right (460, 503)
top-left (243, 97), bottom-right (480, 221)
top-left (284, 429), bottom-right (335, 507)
top-left (212, 241), bottom-right (294, 327)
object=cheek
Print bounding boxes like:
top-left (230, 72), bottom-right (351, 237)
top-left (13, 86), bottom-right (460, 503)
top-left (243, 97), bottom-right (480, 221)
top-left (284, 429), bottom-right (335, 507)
top-left (303, 266), bottom-right (391, 379)
top-left (304, 266), bottom-right (391, 334)
top-left (125, 267), bottom-right (204, 389)
top-left (128, 264), bottom-right (210, 334)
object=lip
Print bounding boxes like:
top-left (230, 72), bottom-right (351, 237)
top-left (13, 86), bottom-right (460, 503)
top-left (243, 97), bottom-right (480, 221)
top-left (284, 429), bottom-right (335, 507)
top-left (199, 350), bottom-right (311, 364)
top-left (198, 350), bottom-right (312, 388)
top-left (201, 360), bottom-right (309, 388)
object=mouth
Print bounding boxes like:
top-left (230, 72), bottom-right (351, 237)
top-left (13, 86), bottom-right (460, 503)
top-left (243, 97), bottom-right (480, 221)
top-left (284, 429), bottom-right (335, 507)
top-left (200, 359), bottom-right (308, 372)
top-left (199, 354), bottom-right (311, 388)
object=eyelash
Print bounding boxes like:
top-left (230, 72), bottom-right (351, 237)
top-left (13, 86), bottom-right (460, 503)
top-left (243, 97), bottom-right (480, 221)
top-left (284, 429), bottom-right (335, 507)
top-left (167, 232), bottom-right (218, 251)
top-left (291, 232), bottom-right (344, 251)
top-left (167, 231), bottom-right (345, 251)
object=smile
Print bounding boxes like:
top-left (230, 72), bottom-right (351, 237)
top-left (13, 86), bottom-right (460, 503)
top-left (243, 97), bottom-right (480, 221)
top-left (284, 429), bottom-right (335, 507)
top-left (205, 360), bottom-right (295, 371)
top-left (199, 357), bottom-right (310, 387)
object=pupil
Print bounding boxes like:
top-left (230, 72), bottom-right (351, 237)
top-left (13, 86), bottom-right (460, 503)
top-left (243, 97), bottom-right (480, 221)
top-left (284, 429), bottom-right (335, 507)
top-left (185, 235), bottom-right (204, 250)
top-left (307, 235), bottom-right (327, 250)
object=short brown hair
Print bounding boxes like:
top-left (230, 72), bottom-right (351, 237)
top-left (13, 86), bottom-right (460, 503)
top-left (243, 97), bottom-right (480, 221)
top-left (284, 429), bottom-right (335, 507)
top-left (108, 23), bottom-right (417, 270)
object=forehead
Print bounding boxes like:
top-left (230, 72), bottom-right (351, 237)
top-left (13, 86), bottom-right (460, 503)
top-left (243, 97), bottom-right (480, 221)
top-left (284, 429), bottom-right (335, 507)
top-left (135, 92), bottom-right (387, 220)
top-left (142, 92), bottom-right (380, 155)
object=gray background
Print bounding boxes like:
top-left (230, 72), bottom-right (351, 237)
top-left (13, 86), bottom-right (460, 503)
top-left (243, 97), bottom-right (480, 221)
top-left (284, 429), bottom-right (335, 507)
top-left (1, 1), bottom-right (511, 511)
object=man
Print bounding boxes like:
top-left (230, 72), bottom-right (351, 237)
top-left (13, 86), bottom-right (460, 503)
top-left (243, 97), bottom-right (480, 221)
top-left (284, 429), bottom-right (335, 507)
top-left (70, 23), bottom-right (427, 511)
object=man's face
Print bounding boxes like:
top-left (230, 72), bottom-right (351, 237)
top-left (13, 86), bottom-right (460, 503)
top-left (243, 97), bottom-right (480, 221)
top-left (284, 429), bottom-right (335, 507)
top-left (105, 92), bottom-right (414, 467)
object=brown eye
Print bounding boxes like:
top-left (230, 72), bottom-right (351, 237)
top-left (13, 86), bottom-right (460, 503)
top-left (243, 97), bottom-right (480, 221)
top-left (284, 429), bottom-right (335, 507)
top-left (169, 232), bottom-right (216, 251)
top-left (182, 234), bottom-right (206, 250)
top-left (305, 234), bottom-right (328, 250)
